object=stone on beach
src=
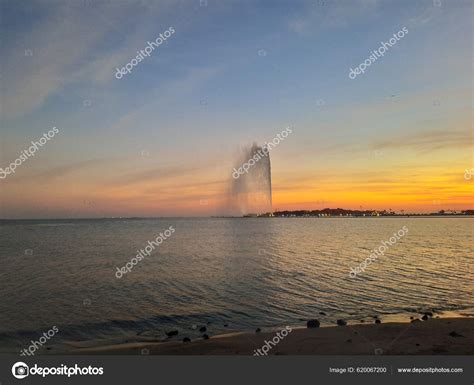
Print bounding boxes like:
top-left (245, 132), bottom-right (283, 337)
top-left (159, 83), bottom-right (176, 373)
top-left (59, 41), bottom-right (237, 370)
top-left (307, 319), bottom-right (320, 328)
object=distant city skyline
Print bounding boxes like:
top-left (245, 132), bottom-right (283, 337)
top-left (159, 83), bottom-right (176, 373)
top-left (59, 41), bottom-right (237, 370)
top-left (0, 0), bottom-right (472, 218)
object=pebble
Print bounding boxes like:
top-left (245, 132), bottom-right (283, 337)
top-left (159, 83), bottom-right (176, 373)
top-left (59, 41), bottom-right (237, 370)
top-left (307, 319), bottom-right (320, 328)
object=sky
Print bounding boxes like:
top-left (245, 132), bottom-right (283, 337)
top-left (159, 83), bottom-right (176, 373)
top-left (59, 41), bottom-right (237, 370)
top-left (0, 0), bottom-right (472, 218)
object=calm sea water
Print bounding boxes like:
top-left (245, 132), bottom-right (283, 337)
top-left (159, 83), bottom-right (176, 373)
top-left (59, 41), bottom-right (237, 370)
top-left (0, 218), bottom-right (472, 353)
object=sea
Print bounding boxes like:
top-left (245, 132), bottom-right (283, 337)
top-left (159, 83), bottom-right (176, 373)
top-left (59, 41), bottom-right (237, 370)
top-left (0, 217), bottom-right (472, 354)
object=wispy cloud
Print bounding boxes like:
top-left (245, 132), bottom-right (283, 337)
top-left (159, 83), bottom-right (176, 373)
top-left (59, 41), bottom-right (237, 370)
top-left (289, 0), bottom-right (380, 35)
top-left (0, 1), bottom-right (173, 118)
top-left (373, 128), bottom-right (472, 152)
top-left (0, 158), bottom-right (122, 185)
top-left (108, 65), bottom-right (221, 134)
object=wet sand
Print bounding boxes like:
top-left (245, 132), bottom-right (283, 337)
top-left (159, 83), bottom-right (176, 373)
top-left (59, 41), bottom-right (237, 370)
top-left (71, 318), bottom-right (473, 355)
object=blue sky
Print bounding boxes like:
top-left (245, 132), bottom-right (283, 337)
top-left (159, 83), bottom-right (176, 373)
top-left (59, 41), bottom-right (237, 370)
top-left (0, 0), bottom-right (472, 218)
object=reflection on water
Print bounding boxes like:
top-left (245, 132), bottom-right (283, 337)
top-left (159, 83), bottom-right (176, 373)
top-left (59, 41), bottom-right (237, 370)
top-left (0, 218), bottom-right (472, 352)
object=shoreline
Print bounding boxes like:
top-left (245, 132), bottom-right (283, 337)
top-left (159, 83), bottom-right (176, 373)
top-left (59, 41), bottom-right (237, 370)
top-left (70, 317), bottom-right (473, 355)
top-left (2, 215), bottom-right (473, 221)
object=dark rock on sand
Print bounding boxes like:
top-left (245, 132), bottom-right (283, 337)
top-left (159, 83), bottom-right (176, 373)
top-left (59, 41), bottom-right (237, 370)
top-left (319, 312), bottom-right (327, 316)
top-left (421, 315), bottom-right (429, 321)
top-left (375, 319), bottom-right (381, 324)
top-left (373, 315), bottom-right (378, 319)
top-left (199, 326), bottom-right (207, 333)
top-left (424, 311), bottom-right (433, 317)
top-left (202, 334), bottom-right (209, 340)
top-left (255, 328), bottom-right (261, 333)
top-left (307, 320), bottom-right (320, 328)
top-left (360, 320), bottom-right (365, 323)
top-left (448, 331), bottom-right (464, 338)
top-left (183, 337), bottom-right (191, 342)
top-left (166, 330), bottom-right (178, 337)
top-left (336, 319), bottom-right (347, 326)
top-left (410, 316), bottom-right (414, 320)
top-left (224, 324), bottom-right (228, 327)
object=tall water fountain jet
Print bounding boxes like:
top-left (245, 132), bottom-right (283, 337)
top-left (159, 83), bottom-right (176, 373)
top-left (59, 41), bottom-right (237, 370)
top-left (230, 143), bottom-right (272, 216)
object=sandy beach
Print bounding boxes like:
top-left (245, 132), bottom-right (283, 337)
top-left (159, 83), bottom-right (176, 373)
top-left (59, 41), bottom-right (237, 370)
top-left (71, 318), bottom-right (473, 355)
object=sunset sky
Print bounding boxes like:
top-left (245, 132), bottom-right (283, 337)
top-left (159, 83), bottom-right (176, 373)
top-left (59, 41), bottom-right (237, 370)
top-left (0, 0), bottom-right (472, 218)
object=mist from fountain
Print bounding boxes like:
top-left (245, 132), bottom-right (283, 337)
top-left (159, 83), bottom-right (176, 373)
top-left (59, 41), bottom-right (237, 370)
top-left (229, 143), bottom-right (272, 216)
